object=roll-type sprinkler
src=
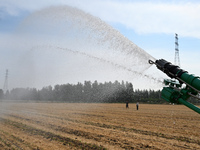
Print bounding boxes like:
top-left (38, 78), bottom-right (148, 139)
top-left (149, 59), bottom-right (200, 114)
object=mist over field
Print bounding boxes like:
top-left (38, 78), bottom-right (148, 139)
top-left (1, 5), bottom-right (164, 91)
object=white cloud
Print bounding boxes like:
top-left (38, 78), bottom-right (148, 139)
top-left (74, 1), bottom-right (200, 38)
top-left (1, 0), bottom-right (200, 38)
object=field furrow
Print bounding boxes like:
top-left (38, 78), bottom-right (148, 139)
top-left (0, 103), bottom-right (199, 150)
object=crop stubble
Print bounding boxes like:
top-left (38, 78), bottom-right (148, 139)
top-left (0, 102), bottom-right (199, 150)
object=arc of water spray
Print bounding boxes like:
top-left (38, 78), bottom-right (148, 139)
top-left (31, 45), bottom-right (163, 84)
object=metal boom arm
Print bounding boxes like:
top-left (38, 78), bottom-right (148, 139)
top-left (149, 59), bottom-right (200, 114)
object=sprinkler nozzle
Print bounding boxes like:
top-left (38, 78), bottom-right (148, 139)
top-left (148, 59), bottom-right (155, 64)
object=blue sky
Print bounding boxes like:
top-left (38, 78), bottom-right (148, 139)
top-left (0, 0), bottom-right (200, 90)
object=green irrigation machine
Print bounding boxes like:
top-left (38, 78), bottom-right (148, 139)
top-left (149, 59), bottom-right (200, 114)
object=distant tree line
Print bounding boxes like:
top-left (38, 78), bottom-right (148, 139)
top-left (0, 80), bottom-right (199, 104)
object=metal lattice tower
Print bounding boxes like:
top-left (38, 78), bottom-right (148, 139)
top-left (3, 69), bottom-right (8, 93)
top-left (174, 33), bottom-right (180, 66)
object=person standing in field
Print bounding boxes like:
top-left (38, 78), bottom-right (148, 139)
top-left (136, 102), bottom-right (139, 110)
top-left (126, 101), bottom-right (129, 109)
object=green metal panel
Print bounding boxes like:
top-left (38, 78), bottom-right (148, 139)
top-left (161, 87), bottom-right (179, 103)
top-left (181, 73), bottom-right (200, 91)
top-left (178, 98), bottom-right (200, 114)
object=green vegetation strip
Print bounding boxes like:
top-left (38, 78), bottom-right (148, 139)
top-left (1, 118), bottom-right (106, 150)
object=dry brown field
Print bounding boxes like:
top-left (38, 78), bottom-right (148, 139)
top-left (0, 102), bottom-right (199, 150)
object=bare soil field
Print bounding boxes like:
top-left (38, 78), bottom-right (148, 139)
top-left (0, 102), bottom-right (199, 150)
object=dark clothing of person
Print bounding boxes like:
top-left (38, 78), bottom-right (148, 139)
top-left (136, 102), bottom-right (139, 110)
top-left (126, 102), bottom-right (129, 108)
